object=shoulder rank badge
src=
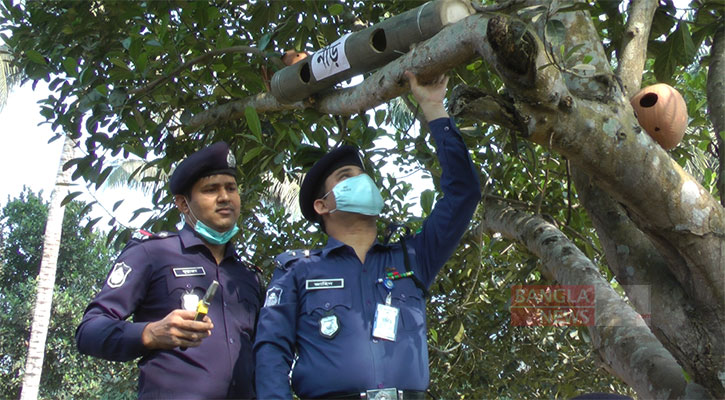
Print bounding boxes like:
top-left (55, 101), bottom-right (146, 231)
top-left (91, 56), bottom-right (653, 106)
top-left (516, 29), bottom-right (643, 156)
top-left (107, 262), bottom-right (132, 288)
top-left (131, 229), bottom-right (153, 241)
top-left (319, 312), bottom-right (340, 339)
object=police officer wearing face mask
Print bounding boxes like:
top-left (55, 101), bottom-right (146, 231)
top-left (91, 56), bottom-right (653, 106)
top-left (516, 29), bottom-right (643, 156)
top-left (76, 142), bottom-right (261, 399)
top-left (254, 71), bottom-right (482, 399)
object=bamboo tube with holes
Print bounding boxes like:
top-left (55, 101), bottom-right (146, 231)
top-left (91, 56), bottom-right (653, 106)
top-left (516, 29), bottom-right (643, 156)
top-left (271, 0), bottom-right (474, 104)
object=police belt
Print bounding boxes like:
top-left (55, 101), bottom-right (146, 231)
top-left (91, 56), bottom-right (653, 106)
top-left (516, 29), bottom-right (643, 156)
top-left (308, 388), bottom-right (427, 400)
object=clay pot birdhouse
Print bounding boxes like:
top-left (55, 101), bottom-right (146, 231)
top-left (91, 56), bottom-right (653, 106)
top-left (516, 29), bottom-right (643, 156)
top-left (281, 49), bottom-right (308, 66)
top-left (630, 83), bottom-right (688, 150)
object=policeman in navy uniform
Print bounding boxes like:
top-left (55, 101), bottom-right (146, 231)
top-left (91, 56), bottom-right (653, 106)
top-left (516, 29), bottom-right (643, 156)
top-left (254, 72), bottom-right (482, 399)
top-left (76, 142), bottom-right (261, 399)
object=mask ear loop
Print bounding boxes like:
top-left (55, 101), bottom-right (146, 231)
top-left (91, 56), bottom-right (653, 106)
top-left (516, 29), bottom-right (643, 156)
top-left (183, 196), bottom-right (199, 226)
top-left (320, 189), bottom-right (337, 214)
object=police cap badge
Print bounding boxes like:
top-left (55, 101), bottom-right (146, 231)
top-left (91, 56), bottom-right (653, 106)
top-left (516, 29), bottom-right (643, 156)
top-left (169, 141), bottom-right (238, 195)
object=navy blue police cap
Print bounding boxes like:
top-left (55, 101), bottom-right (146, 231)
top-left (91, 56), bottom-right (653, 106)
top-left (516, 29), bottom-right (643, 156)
top-left (299, 145), bottom-right (362, 222)
top-left (169, 141), bottom-right (237, 195)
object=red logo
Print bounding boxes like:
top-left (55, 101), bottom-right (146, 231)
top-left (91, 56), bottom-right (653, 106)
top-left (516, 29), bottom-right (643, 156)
top-left (510, 285), bottom-right (595, 326)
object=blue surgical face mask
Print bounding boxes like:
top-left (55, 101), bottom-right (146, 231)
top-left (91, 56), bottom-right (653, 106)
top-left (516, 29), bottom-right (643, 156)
top-left (323, 173), bottom-right (384, 216)
top-left (183, 198), bottom-right (240, 245)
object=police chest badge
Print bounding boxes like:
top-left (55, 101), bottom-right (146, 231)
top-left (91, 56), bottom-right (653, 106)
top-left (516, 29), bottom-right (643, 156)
top-left (319, 312), bottom-right (340, 339)
top-left (181, 292), bottom-right (200, 311)
top-left (107, 262), bottom-right (132, 288)
top-left (264, 287), bottom-right (282, 307)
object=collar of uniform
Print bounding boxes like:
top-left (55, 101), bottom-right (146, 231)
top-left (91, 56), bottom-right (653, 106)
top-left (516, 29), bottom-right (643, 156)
top-left (178, 224), bottom-right (238, 260)
top-left (321, 235), bottom-right (391, 258)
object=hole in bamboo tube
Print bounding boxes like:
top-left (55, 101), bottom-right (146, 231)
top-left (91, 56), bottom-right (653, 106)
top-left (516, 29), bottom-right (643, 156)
top-left (371, 29), bottom-right (386, 52)
top-left (300, 62), bottom-right (311, 83)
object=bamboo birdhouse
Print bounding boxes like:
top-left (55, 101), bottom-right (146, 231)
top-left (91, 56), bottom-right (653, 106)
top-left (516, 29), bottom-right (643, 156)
top-left (271, 0), bottom-right (475, 104)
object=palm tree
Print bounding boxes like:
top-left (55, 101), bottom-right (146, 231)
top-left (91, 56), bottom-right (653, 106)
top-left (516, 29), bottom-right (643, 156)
top-left (19, 135), bottom-right (76, 400)
top-left (0, 43), bottom-right (21, 112)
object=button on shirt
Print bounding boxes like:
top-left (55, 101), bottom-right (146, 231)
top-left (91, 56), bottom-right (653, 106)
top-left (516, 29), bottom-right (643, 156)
top-left (76, 225), bottom-right (260, 399)
top-left (254, 117), bottom-right (481, 398)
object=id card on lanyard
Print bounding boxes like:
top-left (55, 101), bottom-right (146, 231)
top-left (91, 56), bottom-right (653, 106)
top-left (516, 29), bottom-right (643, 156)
top-left (372, 281), bottom-right (399, 342)
top-left (372, 303), bottom-right (399, 341)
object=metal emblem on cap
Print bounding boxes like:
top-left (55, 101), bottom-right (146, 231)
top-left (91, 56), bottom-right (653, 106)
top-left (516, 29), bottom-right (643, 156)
top-left (227, 150), bottom-right (236, 168)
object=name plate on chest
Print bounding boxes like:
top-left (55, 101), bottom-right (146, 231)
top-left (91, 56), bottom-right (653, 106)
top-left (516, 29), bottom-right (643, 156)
top-left (305, 278), bottom-right (344, 290)
top-left (173, 266), bottom-right (206, 277)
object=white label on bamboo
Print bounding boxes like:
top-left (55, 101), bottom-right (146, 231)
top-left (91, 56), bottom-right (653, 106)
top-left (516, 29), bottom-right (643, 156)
top-left (310, 33), bottom-right (351, 81)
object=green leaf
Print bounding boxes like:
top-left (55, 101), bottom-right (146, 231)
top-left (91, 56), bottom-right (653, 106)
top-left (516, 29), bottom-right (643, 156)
top-left (112, 199), bottom-right (124, 211)
top-left (545, 20), bottom-right (566, 49)
top-left (328, 3), bottom-right (344, 16)
top-left (374, 110), bottom-right (385, 126)
top-left (60, 191), bottom-right (83, 207)
top-left (95, 166), bottom-right (113, 189)
top-left (454, 322), bottom-right (465, 343)
top-left (420, 189), bottom-right (434, 215)
top-left (671, 22), bottom-right (696, 65)
top-left (61, 57), bottom-right (78, 77)
top-left (653, 40), bottom-right (678, 83)
top-left (242, 146), bottom-right (264, 165)
top-left (258, 32), bottom-right (273, 51)
top-left (244, 106), bottom-right (262, 140)
top-left (25, 49), bottom-right (46, 65)
top-left (109, 57), bottom-right (131, 71)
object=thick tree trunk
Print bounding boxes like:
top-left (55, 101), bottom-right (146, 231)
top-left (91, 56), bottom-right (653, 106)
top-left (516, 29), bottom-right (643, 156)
top-left (481, 200), bottom-right (713, 399)
top-left (565, 1), bottom-right (725, 395)
top-left (572, 169), bottom-right (725, 396)
top-left (19, 135), bottom-right (74, 400)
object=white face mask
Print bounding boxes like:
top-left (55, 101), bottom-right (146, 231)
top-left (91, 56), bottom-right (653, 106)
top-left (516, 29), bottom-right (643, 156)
top-left (323, 174), bottom-right (384, 216)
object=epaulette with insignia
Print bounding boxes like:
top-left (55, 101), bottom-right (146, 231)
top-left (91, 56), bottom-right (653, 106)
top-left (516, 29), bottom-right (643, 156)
top-left (274, 249), bottom-right (319, 271)
top-left (130, 229), bottom-right (177, 242)
top-left (244, 261), bottom-right (263, 274)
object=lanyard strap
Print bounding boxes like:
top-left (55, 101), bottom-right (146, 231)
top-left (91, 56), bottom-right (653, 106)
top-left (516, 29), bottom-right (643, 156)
top-left (386, 223), bottom-right (430, 298)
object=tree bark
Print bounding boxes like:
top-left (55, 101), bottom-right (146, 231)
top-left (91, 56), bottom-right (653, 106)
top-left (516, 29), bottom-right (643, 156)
top-left (706, 24), bottom-right (725, 207)
top-left (616, 0), bottom-right (658, 98)
top-left (572, 169), bottom-right (725, 396)
top-left (475, 11), bottom-right (725, 322)
top-left (19, 135), bottom-right (74, 400)
top-left (481, 200), bottom-right (713, 399)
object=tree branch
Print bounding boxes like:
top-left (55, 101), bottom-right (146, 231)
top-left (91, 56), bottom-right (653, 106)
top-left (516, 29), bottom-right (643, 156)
top-left (449, 84), bottom-right (522, 130)
top-left (572, 168), bottom-right (725, 396)
top-left (706, 24), bottom-right (725, 207)
top-left (480, 200), bottom-right (713, 399)
top-left (478, 11), bottom-right (725, 324)
top-left (616, 0), bottom-right (658, 97)
top-left (185, 14), bottom-right (482, 129)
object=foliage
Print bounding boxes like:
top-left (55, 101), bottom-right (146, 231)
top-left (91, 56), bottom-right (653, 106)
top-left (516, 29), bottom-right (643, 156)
top-left (0, 188), bottom-right (136, 399)
top-left (0, 0), bottom-right (721, 397)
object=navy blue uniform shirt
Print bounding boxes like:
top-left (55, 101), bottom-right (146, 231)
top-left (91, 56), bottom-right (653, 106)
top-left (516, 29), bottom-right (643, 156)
top-left (76, 225), bottom-right (261, 399)
top-left (254, 117), bottom-right (481, 398)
